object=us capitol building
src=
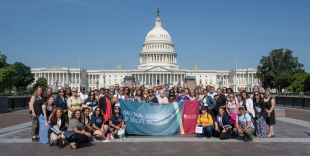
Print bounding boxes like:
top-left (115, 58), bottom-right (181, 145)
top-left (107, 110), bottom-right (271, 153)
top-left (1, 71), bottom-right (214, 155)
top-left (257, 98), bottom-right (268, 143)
top-left (31, 10), bottom-right (259, 92)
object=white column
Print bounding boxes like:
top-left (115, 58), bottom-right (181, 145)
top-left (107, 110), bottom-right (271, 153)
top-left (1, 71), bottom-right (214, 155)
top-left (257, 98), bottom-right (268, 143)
top-left (155, 73), bottom-right (158, 84)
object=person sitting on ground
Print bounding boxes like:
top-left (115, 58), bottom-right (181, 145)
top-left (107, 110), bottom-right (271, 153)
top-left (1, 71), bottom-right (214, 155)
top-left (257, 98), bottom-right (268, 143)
top-left (214, 106), bottom-right (233, 140)
top-left (234, 105), bottom-right (255, 142)
top-left (91, 107), bottom-right (109, 140)
top-left (196, 106), bottom-right (214, 138)
top-left (65, 110), bottom-right (91, 149)
top-left (82, 107), bottom-right (93, 134)
top-left (109, 106), bottom-right (126, 139)
top-left (49, 108), bottom-right (67, 147)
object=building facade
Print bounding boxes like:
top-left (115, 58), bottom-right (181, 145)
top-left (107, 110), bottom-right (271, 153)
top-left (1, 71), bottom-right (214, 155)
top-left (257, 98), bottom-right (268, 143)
top-left (31, 11), bottom-right (260, 92)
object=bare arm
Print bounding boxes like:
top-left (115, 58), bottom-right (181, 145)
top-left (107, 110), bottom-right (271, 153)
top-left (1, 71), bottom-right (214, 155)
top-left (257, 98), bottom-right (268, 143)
top-left (28, 96), bottom-right (36, 116)
top-left (270, 98), bottom-right (276, 113)
top-left (109, 120), bottom-right (120, 129)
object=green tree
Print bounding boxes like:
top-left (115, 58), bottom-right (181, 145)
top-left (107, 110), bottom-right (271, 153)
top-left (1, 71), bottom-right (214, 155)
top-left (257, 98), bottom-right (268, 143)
top-left (0, 53), bottom-right (7, 68)
top-left (257, 49), bottom-right (304, 92)
top-left (32, 77), bottom-right (48, 93)
top-left (287, 72), bottom-right (309, 92)
top-left (304, 75), bottom-right (310, 93)
top-left (0, 65), bottom-right (15, 92)
top-left (12, 62), bottom-right (34, 92)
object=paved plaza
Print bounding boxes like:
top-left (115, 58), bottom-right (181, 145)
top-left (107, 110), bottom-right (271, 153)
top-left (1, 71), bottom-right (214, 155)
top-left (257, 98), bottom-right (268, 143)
top-left (0, 107), bottom-right (309, 156)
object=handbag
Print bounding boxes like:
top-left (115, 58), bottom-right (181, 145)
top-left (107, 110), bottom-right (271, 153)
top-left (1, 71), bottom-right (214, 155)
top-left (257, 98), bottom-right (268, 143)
top-left (117, 128), bottom-right (125, 138)
top-left (195, 125), bottom-right (203, 134)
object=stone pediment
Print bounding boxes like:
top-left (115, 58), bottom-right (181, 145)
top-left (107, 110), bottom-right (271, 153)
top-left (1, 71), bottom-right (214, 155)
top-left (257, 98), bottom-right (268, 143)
top-left (144, 66), bottom-right (171, 72)
top-left (42, 66), bottom-right (67, 71)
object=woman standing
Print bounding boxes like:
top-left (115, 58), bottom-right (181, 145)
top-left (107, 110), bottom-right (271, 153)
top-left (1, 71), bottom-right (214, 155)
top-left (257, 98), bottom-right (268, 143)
top-left (146, 89), bottom-right (159, 104)
top-left (28, 86), bottom-right (44, 142)
top-left (83, 91), bottom-right (98, 114)
top-left (55, 89), bottom-right (67, 111)
top-left (264, 89), bottom-right (276, 138)
top-left (189, 90), bottom-right (198, 101)
top-left (240, 91), bottom-right (255, 118)
top-left (65, 110), bottom-right (91, 149)
top-left (134, 89), bottom-right (145, 103)
top-left (168, 89), bottom-right (177, 103)
top-left (158, 90), bottom-right (169, 104)
top-left (253, 91), bottom-right (268, 138)
top-left (226, 94), bottom-right (239, 126)
top-left (39, 96), bottom-right (55, 144)
top-left (67, 88), bottom-right (83, 119)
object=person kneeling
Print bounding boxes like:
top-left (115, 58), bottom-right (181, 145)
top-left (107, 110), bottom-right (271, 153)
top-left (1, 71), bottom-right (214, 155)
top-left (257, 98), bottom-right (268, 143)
top-left (49, 108), bottom-right (67, 147)
top-left (109, 106), bottom-right (126, 139)
top-left (91, 107), bottom-right (109, 140)
top-left (196, 106), bottom-right (214, 138)
top-left (65, 110), bottom-right (92, 149)
top-left (215, 106), bottom-right (233, 140)
top-left (234, 105), bottom-right (255, 142)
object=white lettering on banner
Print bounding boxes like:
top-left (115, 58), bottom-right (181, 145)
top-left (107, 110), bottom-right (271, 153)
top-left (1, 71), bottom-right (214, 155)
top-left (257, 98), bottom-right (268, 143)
top-left (183, 114), bottom-right (197, 120)
top-left (122, 110), bottom-right (175, 126)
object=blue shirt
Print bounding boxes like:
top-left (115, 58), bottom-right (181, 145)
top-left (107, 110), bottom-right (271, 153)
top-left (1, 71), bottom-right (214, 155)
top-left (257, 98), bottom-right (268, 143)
top-left (176, 95), bottom-right (190, 102)
top-left (55, 96), bottom-right (67, 109)
top-left (110, 114), bottom-right (124, 125)
top-left (90, 115), bottom-right (103, 129)
top-left (84, 98), bottom-right (98, 108)
top-left (238, 113), bottom-right (254, 129)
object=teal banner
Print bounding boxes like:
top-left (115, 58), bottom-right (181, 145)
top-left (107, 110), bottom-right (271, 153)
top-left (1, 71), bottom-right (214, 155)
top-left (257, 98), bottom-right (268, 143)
top-left (120, 100), bottom-right (183, 135)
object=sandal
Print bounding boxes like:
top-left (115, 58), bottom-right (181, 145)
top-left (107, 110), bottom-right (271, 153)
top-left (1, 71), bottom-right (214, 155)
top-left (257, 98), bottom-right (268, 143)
top-left (69, 143), bottom-right (77, 149)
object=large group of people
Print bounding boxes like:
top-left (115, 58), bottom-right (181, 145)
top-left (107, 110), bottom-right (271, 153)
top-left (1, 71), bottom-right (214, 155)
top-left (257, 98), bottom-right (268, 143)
top-left (28, 83), bottom-right (276, 149)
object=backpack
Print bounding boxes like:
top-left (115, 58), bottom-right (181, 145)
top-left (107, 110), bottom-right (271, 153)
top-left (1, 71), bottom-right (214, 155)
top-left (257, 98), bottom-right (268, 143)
top-left (219, 128), bottom-right (233, 140)
top-left (201, 96), bottom-right (217, 109)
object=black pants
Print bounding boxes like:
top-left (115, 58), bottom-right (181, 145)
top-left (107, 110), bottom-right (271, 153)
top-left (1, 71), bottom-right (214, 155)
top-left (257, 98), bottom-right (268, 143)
top-left (68, 134), bottom-right (90, 144)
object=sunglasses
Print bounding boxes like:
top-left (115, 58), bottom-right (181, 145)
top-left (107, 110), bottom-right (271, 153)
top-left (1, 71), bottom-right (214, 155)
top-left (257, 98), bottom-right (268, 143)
top-left (238, 108), bottom-right (244, 110)
top-left (255, 94), bottom-right (259, 96)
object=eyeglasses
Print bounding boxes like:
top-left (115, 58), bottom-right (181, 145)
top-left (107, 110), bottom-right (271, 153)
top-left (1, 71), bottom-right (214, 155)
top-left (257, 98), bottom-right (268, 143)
top-left (59, 90), bottom-right (64, 93)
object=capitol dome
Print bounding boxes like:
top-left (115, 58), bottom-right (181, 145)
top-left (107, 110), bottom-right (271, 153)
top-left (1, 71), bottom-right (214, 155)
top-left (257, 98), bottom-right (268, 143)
top-left (138, 9), bottom-right (178, 70)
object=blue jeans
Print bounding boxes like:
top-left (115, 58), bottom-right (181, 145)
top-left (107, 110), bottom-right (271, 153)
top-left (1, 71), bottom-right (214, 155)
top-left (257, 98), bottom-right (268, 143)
top-left (203, 126), bottom-right (213, 137)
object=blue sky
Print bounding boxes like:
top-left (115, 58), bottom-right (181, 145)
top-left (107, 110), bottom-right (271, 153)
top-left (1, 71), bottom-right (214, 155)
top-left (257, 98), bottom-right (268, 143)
top-left (1, 0), bottom-right (309, 71)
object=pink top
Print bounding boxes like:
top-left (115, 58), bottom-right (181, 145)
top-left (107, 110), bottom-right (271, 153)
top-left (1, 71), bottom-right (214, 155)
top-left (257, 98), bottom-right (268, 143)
top-left (227, 100), bottom-right (238, 114)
